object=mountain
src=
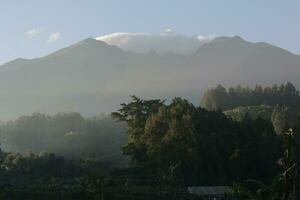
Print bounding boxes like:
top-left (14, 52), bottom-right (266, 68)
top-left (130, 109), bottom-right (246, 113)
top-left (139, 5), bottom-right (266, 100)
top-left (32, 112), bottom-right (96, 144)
top-left (191, 36), bottom-right (300, 86)
top-left (0, 36), bottom-right (299, 119)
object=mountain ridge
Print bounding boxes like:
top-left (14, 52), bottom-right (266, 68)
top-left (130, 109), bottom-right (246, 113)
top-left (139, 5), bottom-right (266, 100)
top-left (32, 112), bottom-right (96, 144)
top-left (0, 35), bottom-right (299, 120)
top-left (2, 36), bottom-right (299, 65)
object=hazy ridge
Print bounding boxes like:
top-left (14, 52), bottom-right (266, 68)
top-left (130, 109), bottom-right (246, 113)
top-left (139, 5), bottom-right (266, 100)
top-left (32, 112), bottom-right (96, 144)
top-left (0, 36), bottom-right (299, 119)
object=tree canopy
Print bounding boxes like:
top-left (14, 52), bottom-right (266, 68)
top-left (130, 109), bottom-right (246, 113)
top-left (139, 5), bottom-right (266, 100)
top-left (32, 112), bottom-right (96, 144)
top-left (113, 96), bottom-right (282, 186)
top-left (201, 82), bottom-right (300, 111)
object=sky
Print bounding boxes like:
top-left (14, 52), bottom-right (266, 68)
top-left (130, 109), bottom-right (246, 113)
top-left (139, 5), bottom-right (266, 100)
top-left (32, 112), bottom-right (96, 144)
top-left (0, 0), bottom-right (299, 64)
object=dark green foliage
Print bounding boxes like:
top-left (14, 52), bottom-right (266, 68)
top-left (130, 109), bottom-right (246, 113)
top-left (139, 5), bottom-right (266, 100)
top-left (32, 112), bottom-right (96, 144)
top-left (292, 116), bottom-right (300, 169)
top-left (280, 129), bottom-right (297, 200)
top-left (0, 149), bottom-right (88, 199)
top-left (112, 96), bottom-right (164, 165)
top-left (0, 149), bottom-right (200, 200)
top-left (230, 129), bottom-right (298, 200)
top-left (201, 82), bottom-right (300, 111)
top-left (1, 92), bottom-right (299, 199)
top-left (114, 96), bottom-right (282, 186)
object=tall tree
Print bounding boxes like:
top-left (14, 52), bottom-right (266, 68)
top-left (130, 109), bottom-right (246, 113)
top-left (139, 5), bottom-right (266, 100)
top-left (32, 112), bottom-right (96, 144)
top-left (112, 96), bottom-right (164, 165)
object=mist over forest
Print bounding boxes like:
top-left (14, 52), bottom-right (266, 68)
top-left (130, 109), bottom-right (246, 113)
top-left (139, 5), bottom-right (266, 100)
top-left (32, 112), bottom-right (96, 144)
top-left (0, 112), bottom-right (127, 166)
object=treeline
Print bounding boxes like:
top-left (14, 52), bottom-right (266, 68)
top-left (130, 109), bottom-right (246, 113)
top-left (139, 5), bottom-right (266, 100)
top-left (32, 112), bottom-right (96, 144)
top-left (0, 150), bottom-right (80, 180)
top-left (0, 149), bottom-right (86, 199)
top-left (113, 96), bottom-right (284, 186)
top-left (0, 146), bottom-right (197, 199)
top-left (201, 82), bottom-right (300, 111)
top-left (0, 112), bottom-right (126, 166)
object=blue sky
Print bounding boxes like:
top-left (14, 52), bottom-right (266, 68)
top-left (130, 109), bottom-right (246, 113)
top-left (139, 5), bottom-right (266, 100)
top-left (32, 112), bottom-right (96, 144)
top-left (0, 0), bottom-right (299, 64)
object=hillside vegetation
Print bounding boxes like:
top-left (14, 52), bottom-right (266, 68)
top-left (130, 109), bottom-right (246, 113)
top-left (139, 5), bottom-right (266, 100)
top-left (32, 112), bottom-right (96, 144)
top-left (0, 112), bottom-right (127, 166)
top-left (224, 105), bottom-right (300, 126)
top-left (201, 82), bottom-right (299, 111)
top-left (1, 93), bottom-right (300, 199)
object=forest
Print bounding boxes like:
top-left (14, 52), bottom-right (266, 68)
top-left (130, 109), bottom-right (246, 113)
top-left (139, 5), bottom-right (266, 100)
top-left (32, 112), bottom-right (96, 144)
top-left (0, 112), bottom-right (126, 166)
top-left (201, 82), bottom-right (300, 111)
top-left (0, 83), bottom-right (299, 199)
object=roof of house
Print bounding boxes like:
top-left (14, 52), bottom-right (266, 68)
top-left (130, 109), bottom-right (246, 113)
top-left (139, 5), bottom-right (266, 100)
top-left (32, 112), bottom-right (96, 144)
top-left (188, 186), bottom-right (230, 196)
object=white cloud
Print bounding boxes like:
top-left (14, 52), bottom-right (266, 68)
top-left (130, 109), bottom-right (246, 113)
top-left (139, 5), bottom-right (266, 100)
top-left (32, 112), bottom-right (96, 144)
top-left (95, 29), bottom-right (216, 55)
top-left (47, 32), bottom-right (61, 43)
top-left (26, 29), bottom-right (41, 37)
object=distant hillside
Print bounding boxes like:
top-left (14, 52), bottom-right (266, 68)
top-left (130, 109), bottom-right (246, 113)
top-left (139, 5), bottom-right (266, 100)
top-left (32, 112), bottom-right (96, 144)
top-left (0, 112), bottom-right (127, 166)
top-left (224, 105), bottom-right (274, 121)
top-left (224, 105), bottom-right (300, 126)
top-left (0, 36), bottom-right (300, 119)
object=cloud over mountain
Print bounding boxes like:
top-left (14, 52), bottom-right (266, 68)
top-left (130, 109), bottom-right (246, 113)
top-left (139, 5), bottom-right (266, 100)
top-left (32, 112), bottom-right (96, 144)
top-left (26, 29), bottom-right (41, 37)
top-left (96, 29), bottom-right (215, 55)
top-left (47, 32), bottom-right (61, 43)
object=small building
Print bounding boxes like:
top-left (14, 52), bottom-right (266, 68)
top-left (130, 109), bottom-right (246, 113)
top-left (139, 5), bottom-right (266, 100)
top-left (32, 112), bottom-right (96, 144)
top-left (188, 186), bottom-right (230, 200)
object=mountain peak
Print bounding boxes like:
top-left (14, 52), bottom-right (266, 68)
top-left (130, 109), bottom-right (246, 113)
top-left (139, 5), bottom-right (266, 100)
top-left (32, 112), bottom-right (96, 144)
top-left (44, 37), bottom-right (121, 58)
top-left (76, 37), bottom-right (108, 46)
top-left (212, 35), bottom-right (245, 43)
top-left (83, 37), bottom-right (95, 42)
top-left (0, 33), bottom-right (299, 119)
top-left (232, 35), bottom-right (244, 40)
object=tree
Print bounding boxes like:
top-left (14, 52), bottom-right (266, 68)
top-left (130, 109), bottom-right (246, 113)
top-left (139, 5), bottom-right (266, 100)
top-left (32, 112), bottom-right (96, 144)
top-left (280, 129), bottom-right (296, 200)
top-left (231, 129), bottom-right (297, 200)
top-left (111, 96), bottom-right (164, 165)
top-left (144, 98), bottom-right (197, 184)
top-left (200, 84), bottom-right (228, 110)
top-left (271, 105), bottom-right (289, 135)
top-left (115, 96), bottom-right (282, 186)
